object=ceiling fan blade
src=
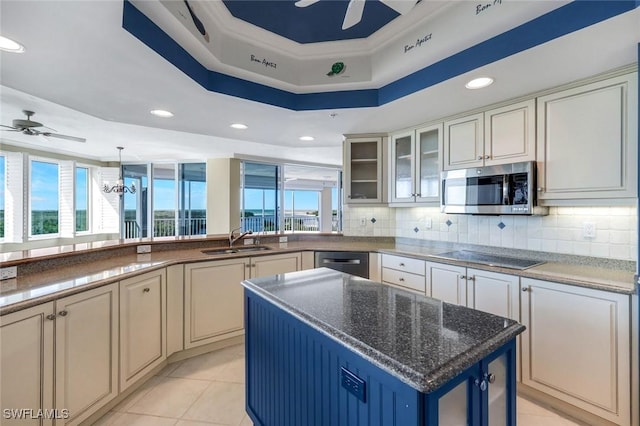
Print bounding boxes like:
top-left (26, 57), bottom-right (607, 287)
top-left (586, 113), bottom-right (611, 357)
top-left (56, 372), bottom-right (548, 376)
top-left (342, 0), bottom-right (365, 30)
top-left (42, 132), bottom-right (87, 143)
top-left (380, 0), bottom-right (419, 15)
top-left (0, 124), bottom-right (19, 131)
top-left (294, 0), bottom-right (321, 7)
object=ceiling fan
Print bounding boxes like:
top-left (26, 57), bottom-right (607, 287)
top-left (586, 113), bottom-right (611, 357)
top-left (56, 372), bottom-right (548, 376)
top-left (295, 0), bottom-right (419, 30)
top-left (1, 110), bottom-right (86, 143)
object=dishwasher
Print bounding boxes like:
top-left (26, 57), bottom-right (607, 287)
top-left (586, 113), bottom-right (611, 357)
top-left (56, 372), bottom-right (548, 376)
top-left (314, 251), bottom-right (369, 278)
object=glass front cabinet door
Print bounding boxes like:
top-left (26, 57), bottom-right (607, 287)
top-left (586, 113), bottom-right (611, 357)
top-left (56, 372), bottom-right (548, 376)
top-left (344, 137), bottom-right (383, 204)
top-left (391, 124), bottom-right (442, 204)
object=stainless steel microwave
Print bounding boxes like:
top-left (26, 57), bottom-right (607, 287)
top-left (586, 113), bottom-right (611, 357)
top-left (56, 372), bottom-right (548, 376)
top-left (441, 161), bottom-right (547, 215)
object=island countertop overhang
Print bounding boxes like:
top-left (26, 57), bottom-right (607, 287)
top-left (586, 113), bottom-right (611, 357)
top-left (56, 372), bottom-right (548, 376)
top-left (241, 267), bottom-right (526, 393)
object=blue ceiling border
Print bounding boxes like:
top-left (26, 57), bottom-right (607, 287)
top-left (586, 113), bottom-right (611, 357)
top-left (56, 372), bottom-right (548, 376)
top-left (122, 0), bottom-right (638, 111)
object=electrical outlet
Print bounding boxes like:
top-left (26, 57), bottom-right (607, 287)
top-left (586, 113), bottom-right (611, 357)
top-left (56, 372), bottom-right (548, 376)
top-left (279, 236), bottom-right (288, 243)
top-left (0, 266), bottom-right (17, 280)
top-left (243, 238), bottom-right (254, 245)
top-left (137, 245), bottom-right (151, 254)
top-left (360, 217), bottom-right (366, 226)
top-left (425, 218), bottom-right (432, 229)
top-left (582, 222), bottom-right (596, 238)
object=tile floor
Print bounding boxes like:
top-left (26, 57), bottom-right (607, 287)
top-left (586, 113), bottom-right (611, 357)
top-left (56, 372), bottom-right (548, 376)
top-left (95, 343), bottom-right (584, 426)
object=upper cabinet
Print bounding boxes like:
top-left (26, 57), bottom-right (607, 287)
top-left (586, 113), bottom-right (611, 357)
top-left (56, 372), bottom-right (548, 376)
top-left (390, 124), bottom-right (443, 204)
top-left (443, 100), bottom-right (535, 170)
top-left (443, 112), bottom-right (484, 170)
top-left (344, 136), bottom-right (385, 204)
top-left (536, 73), bottom-right (637, 202)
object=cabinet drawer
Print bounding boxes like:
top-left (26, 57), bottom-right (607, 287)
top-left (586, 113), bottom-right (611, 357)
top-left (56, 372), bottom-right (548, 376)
top-left (381, 254), bottom-right (425, 276)
top-left (382, 268), bottom-right (426, 293)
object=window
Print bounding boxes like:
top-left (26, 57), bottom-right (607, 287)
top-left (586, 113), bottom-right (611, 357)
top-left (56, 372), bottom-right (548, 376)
top-left (240, 161), bottom-right (341, 233)
top-left (241, 162), bottom-right (281, 233)
top-left (122, 162), bottom-right (206, 238)
top-left (30, 160), bottom-right (59, 236)
top-left (75, 167), bottom-right (88, 232)
top-left (0, 155), bottom-right (4, 239)
top-left (179, 163), bottom-right (206, 236)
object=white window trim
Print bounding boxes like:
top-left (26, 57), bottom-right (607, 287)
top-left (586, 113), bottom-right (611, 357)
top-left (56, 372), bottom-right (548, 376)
top-left (75, 164), bottom-right (92, 235)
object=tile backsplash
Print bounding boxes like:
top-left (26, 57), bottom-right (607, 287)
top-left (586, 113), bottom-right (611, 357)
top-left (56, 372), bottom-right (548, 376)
top-left (342, 205), bottom-right (637, 261)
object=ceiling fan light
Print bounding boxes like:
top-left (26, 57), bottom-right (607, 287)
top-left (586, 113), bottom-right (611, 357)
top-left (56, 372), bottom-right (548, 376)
top-left (230, 123), bottom-right (248, 130)
top-left (465, 77), bottom-right (494, 89)
top-left (0, 36), bottom-right (25, 53)
top-left (150, 109), bottom-right (174, 117)
top-left (299, 136), bottom-right (314, 141)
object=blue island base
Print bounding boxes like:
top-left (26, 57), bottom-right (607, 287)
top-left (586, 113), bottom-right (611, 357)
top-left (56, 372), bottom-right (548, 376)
top-left (244, 285), bottom-right (518, 426)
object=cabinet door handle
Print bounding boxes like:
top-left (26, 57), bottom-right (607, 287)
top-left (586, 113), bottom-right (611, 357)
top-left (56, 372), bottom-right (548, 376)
top-left (58, 310), bottom-right (68, 317)
top-left (415, 193), bottom-right (421, 197)
top-left (46, 314), bottom-right (56, 321)
top-left (537, 187), bottom-right (543, 192)
top-left (143, 287), bottom-right (150, 293)
top-left (245, 264), bottom-right (251, 268)
top-left (477, 156), bottom-right (483, 160)
top-left (468, 276), bottom-right (475, 281)
top-left (399, 263), bottom-right (405, 267)
top-left (485, 373), bottom-right (496, 384)
top-left (459, 275), bottom-right (466, 280)
top-left (475, 378), bottom-right (488, 392)
top-left (399, 277), bottom-right (405, 282)
top-left (347, 195), bottom-right (352, 198)
top-left (484, 155), bottom-right (490, 159)
top-left (522, 287), bottom-right (529, 292)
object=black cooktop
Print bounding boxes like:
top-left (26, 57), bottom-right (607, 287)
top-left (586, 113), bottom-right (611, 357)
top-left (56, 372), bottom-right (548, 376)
top-left (431, 250), bottom-right (545, 270)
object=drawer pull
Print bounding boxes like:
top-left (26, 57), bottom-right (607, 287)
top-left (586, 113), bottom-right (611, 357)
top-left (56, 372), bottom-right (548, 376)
top-left (399, 263), bottom-right (405, 267)
top-left (58, 310), bottom-right (68, 317)
top-left (46, 314), bottom-right (56, 321)
top-left (143, 288), bottom-right (150, 293)
top-left (399, 277), bottom-right (405, 282)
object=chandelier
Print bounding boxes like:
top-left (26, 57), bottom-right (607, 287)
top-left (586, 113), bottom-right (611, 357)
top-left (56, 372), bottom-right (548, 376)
top-left (103, 146), bottom-right (136, 195)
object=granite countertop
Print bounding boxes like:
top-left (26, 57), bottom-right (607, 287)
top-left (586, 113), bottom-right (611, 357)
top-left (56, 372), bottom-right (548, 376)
top-left (242, 267), bottom-right (526, 393)
top-left (0, 236), bottom-right (636, 315)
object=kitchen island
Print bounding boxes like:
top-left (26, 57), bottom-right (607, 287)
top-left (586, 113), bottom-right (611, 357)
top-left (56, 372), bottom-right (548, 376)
top-left (241, 268), bottom-right (526, 426)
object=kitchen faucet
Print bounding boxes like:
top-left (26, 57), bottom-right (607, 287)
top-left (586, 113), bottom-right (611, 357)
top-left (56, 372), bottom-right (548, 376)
top-left (229, 227), bottom-right (253, 247)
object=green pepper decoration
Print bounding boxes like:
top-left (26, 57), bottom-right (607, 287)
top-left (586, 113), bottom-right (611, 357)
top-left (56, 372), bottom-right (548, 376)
top-left (327, 62), bottom-right (345, 76)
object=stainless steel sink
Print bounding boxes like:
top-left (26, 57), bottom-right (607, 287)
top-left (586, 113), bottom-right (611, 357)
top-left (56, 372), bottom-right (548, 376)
top-left (201, 246), bottom-right (272, 255)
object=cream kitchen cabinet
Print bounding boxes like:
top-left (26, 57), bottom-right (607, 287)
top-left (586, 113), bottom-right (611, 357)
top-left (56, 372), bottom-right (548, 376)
top-left (465, 268), bottom-right (519, 320)
top-left (184, 252), bottom-right (302, 349)
top-left (0, 284), bottom-right (118, 426)
top-left (381, 253), bottom-right (426, 294)
top-left (390, 124), bottom-right (442, 204)
top-left (425, 261), bottom-right (467, 305)
top-left (1, 302), bottom-right (54, 426)
top-left (520, 277), bottom-right (631, 426)
top-left (119, 269), bottom-right (166, 391)
top-left (443, 100), bottom-right (535, 170)
top-left (536, 72), bottom-right (637, 202)
top-left (344, 136), bottom-right (385, 204)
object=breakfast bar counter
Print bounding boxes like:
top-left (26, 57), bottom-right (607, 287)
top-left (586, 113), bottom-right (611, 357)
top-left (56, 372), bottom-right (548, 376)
top-left (241, 267), bottom-right (526, 426)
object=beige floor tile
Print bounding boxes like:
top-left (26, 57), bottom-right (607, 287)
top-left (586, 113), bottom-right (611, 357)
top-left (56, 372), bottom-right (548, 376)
top-left (175, 420), bottom-right (227, 426)
top-left (92, 411), bottom-right (122, 426)
top-left (170, 346), bottom-right (243, 381)
top-left (183, 381), bottom-right (246, 425)
top-left (112, 376), bottom-right (164, 413)
top-left (239, 414), bottom-right (254, 426)
top-left (214, 356), bottom-right (245, 383)
top-left (127, 377), bottom-right (210, 418)
top-left (103, 412), bottom-right (178, 426)
top-left (517, 396), bottom-right (558, 416)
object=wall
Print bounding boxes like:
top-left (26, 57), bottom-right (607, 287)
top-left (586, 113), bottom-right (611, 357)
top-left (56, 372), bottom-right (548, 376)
top-left (343, 205), bottom-right (638, 261)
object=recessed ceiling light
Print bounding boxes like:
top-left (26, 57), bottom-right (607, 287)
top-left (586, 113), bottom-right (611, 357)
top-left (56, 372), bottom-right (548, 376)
top-left (150, 109), bottom-right (174, 118)
top-left (230, 123), bottom-right (248, 130)
top-left (299, 136), bottom-right (314, 141)
top-left (0, 36), bottom-right (25, 53)
top-left (465, 77), bottom-right (494, 90)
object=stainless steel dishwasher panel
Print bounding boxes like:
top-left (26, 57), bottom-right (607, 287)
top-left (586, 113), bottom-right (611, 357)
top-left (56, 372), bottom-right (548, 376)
top-left (314, 251), bottom-right (369, 279)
